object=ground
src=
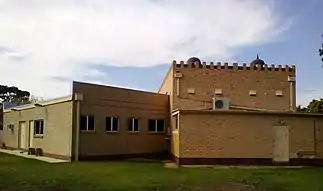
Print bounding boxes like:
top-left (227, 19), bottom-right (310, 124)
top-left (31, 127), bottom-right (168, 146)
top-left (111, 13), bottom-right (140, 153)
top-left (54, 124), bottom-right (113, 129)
top-left (0, 153), bottom-right (322, 191)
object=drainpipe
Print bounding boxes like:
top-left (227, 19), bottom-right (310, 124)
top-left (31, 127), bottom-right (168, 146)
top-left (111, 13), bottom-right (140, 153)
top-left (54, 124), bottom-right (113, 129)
top-left (288, 74), bottom-right (296, 112)
top-left (74, 93), bottom-right (83, 162)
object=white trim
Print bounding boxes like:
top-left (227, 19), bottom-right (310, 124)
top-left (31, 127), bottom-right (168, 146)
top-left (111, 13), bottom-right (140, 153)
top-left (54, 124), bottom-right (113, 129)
top-left (80, 115), bottom-right (95, 132)
top-left (3, 95), bottom-right (73, 113)
top-left (148, 119), bottom-right (165, 133)
top-left (127, 118), bottom-right (139, 132)
top-left (106, 117), bottom-right (119, 132)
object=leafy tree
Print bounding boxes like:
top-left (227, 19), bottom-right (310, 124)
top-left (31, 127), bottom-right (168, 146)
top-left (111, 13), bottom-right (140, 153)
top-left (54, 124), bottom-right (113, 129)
top-left (297, 99), bottom-right (323, 113)
top-left (306, 99), bottom-right (323, 113)
top-left (0, 85), bottom-right (31, 104)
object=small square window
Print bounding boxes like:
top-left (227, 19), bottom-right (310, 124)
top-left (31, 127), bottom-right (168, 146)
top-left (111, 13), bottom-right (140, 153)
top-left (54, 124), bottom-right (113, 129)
top-left (127, 118), bottom-right (139, 132)
top-left (148, 119), bottom-right (165, 132)
top-left (80, 115), bottom-right (95, 131)
top-left (106, 117), bottom-right (119, 132)
top-left (34, 119), bottom-right (44, 135)
top-left (275, 90), bottom-right (283, 96)
top-left (215, 89), bottom-right (222, 95)
top-left (249, 90), bottom-right (257, 96)
top-left (187, 88), bottom-right (195, 94)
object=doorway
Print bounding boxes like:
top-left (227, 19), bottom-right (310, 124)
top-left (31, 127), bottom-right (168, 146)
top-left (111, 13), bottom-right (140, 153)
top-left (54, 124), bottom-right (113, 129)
top-left (18, 121), bottom-right (28, 149)
top-left (273, 125), bottom-right (290, 162)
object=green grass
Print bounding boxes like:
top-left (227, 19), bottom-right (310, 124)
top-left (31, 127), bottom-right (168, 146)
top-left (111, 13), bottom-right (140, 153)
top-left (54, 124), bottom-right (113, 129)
top-left (0, 153), bottom-right (322, 191)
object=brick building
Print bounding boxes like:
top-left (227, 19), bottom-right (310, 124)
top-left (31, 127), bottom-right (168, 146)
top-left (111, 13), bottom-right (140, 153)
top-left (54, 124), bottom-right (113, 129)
top-left (1, 57), bottom-right (323, 165)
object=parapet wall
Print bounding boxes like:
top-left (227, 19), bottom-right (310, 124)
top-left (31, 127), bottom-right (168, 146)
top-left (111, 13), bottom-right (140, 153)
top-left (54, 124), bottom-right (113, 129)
top-left (172, 60), bottom-right (295, 73)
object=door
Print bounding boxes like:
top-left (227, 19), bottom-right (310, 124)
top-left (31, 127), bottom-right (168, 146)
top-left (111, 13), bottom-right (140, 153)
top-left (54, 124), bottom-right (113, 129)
top-left (28, 120), bottom-right (34, 148)
top-left (18, 121), bottom-right (27, 149)
top-left (273, 125), bottom-right (290, 162)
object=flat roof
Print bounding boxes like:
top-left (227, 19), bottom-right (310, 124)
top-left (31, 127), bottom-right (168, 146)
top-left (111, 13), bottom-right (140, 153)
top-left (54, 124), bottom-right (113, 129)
top-left (3, 95), bottom-right (73, 113)
top-left (173, 109), bottom-right (323, 117)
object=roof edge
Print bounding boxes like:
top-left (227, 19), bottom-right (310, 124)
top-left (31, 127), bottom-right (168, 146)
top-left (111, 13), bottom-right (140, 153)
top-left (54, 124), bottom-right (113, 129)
top-left (3, 95), bottom-right (73, 113)
top-left (175, 109), bottom-right (323, 117)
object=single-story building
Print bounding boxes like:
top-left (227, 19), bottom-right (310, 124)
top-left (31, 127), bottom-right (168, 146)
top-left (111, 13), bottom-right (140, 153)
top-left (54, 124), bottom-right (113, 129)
top-left (2, 81), bottom-right (170, 161)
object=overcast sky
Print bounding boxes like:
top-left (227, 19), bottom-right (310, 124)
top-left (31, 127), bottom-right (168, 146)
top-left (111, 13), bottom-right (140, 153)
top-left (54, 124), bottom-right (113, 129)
top-left (0, 0), bottom-right (322, 106)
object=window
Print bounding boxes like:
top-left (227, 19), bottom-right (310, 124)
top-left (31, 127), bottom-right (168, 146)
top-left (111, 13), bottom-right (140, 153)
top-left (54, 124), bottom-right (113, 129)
top-left (80, 115), bottom-right (95, 131)
top-left (106, 117), bottom-right (119, 132)
top-left (127, 118), bottom-right (139, 132)
top-left (148, 119), bottom-right (165, 132)
top-left (173, 114), bottom-right (178, 130)
top-left (34, 120), bottom-right (44, 135)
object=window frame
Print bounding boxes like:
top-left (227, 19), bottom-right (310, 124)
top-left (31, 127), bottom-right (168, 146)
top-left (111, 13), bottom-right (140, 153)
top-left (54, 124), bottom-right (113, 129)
top-left (80, 115), bottom-right (95, 132)
top-left (148, 119), bottom-right (165, 133)
top-left (127, 117), bottom-right (139, 132)
top-left (106, 116), bottom-right (119, 133)
top-left (34, 119), bottom-right (44, 136)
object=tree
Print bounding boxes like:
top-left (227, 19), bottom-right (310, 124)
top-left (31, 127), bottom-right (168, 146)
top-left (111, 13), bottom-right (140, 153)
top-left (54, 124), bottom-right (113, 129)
top-left (297, 99), bottom-right (323, 113)
top-left (0, 85), bottom-right (31, 104)
top-left (306, 99), bottom-right (323, 113)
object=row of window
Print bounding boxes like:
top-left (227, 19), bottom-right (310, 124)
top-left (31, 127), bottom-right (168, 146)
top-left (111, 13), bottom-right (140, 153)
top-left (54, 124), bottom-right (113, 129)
top-left (80, 115), bottom-right (165, 133)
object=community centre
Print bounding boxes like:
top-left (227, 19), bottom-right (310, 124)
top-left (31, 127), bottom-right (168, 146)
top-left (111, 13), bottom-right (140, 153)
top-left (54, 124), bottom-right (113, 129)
top-left (1, 56), bottom-right (323, 166)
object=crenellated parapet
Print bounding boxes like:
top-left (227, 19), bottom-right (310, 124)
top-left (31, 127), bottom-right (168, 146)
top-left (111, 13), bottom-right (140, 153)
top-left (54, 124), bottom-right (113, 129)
top-left (172, 60), bottom-right (295, 72)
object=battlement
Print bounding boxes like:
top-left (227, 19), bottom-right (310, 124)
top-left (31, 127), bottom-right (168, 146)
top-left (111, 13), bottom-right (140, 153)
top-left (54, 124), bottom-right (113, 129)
top-left (172, 60), bottom-right (295, 72)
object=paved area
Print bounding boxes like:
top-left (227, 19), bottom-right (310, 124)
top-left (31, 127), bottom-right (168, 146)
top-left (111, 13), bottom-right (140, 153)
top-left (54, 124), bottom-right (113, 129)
top-left (0, 148), bottom-right (69, 163)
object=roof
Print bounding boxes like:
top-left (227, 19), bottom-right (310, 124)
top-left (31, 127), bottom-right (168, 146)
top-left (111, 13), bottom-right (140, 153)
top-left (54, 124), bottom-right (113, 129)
top-left (173, 109), bottom-right (323, 117)
top-left (3, 95), bottom-right (73, 113)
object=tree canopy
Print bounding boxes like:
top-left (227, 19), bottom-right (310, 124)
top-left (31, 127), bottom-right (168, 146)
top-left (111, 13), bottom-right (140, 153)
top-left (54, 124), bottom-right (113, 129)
top-left (0, 85), bottom-right (31, 104)
top-left (297, 99), bottom-right (323, 113)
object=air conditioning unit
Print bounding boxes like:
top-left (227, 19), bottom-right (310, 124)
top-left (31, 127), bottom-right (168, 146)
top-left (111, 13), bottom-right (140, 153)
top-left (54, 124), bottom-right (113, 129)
top-left (212, 97), bottom-right (230, 110)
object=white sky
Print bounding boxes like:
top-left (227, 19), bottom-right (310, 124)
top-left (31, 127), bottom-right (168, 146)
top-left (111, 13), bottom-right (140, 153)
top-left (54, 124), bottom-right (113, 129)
top-left (0, 0), bottom-right (288, 99)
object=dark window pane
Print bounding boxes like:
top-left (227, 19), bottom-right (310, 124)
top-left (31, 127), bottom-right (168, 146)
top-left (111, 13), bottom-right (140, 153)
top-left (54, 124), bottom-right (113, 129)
top-left (173, 115), bottom-right (178, 130)
top-left (148, 119), bottom-right (156, 131)
top-left (157, 120), bottom-right (164, 132)
top-left (80, 116), bottom-right (87, 131)
top-left (34, 121), bottom-right (40, 134)
top-left (106, 117), bottom-right (111, 131)
top-left (40, 120), bottom-right (44, 134)
top-left (133, 118), bottom-right (139, 132)
top-left (127, 118), bottom-right (133, 131)
top-left (112, 117), bottom-right (118, 132)
top-left (88, 116), bottom-right (95, 131)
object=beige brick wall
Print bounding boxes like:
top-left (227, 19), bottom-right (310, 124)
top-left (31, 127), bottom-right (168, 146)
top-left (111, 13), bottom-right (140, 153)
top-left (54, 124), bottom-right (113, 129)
top-left (171, 63), bottom-right (295, 111)
top-left (2, 101), bottom-right (74, 158)
top-left (73, 82), bottom-right (170, 156)
top-left (177, 110), bottom-right (323, 159)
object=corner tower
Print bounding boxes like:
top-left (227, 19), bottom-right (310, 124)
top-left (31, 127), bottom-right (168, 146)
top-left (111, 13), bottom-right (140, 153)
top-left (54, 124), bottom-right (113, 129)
top-left (158, 56), bottom-right (296, 112)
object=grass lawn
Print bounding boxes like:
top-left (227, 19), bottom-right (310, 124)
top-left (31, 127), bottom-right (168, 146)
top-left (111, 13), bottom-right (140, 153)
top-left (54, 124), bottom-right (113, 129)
top-left (0, 153), bottom-right (323, 191)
